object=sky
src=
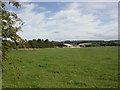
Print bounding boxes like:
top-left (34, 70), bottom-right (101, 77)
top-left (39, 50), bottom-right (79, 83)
top-left (7, 1), bottom-right (118, 41)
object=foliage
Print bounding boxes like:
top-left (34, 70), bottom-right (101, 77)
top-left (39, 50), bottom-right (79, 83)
top-left (0, 0), bottom-right (24, 60)
top-left (28, 39), bottom-right (54, 48)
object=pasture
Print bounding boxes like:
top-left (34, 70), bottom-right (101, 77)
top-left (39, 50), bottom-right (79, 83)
top-left (2, 47), bottom-right (118, 88)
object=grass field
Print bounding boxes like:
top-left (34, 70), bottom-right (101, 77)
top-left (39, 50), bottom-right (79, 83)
top-left (2, 47), bottom-right (118, 88)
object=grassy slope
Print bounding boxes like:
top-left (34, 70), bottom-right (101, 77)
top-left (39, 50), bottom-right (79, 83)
top-left (3, 47), bottom-right (118, 88)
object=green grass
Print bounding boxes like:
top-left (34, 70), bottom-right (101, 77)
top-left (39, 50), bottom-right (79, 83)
top-left (3, 47), bottom-right (118, 88)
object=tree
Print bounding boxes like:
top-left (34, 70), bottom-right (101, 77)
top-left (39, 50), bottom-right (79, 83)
top-left (0, 0), bottom-right (24, 60)
top-left (37, 39), bottom-right (42, 48)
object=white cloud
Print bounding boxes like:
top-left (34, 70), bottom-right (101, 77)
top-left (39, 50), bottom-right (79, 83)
top-left (16, 2), bottom-right (118, 41)
top-left (17, 0), bottom-right (119, 2)
top-left (39, 7), bottom-right (46, 10)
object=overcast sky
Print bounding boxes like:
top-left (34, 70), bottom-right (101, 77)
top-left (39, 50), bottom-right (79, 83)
top-left (8, 1), bottom-right (118, 41)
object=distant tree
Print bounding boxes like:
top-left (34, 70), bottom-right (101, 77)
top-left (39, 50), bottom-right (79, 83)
top-left (44, 39), bottom-right (49, 47)
top-left (37, 39), bottom-right (42, 48)
top-left (28, 39), bottom-right (55, 48)
top-left (28, 40), bottom-right (33, 48)
top-left (50, 41), bottom-right (55, 48)
top-left (25, 39), bottom-right (29, 48)
top-left (41, 39), bottom-right (45, 48)
top-left (33, 39), bottom-right (38, 48)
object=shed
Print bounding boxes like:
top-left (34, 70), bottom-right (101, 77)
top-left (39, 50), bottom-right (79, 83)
top-left (78, 43), bottom-right (92, 47)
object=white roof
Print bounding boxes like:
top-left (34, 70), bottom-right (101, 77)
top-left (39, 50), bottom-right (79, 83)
top-left (63, 44), bottom-right (73, 46)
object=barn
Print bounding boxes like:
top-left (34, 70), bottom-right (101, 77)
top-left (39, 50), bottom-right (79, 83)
top-left (63, 44), bottom-right (73, 47)
top-left (78, 43), bottom-right (92, 47)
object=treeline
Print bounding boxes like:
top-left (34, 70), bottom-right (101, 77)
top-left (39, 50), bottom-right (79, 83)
top-left (28, 39), bottom-right (54, 48)
top-left (2, 39), bottom-right (120, 49)
top-left (2, 39), bottom-right (55, 49)
top-left (55, 40), bottom-right (120, 47)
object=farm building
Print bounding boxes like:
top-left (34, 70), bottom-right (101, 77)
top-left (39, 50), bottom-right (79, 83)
top-left (63, 44), bottom-right (73, 47)
top-left (61, 43), bottom-right (73, 48)
top-left (56, 43), bottom-right (81, 48)
top-left (78, 43), bottom-right (92, 47)
top-left (63, 43), bottom-right (81, 48)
